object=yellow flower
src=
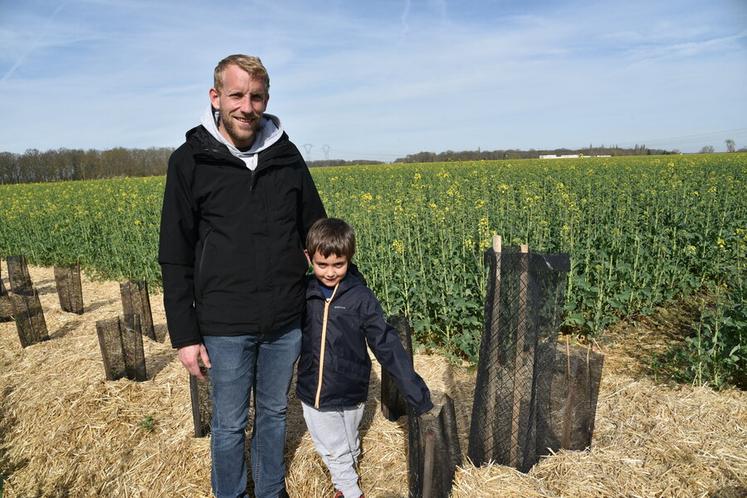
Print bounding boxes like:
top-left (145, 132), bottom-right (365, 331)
top-left (392, 239), bottom-right (405, 256)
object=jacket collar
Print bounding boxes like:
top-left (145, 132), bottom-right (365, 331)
top-left (306, 272), bottom-right (362, 301)
top-left (185, 125), bottom-right (296, 171)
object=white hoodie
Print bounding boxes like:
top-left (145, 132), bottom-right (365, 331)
top-left (200, 105), bottom-right (284, 171)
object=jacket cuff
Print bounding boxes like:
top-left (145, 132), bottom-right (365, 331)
top-left (414, 398), bottom-right (435, 417)
top-left (170, 337), bottom-right (203, 349)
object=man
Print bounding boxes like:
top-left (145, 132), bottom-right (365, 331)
top-left (159, 54), bottom-right (325, 498)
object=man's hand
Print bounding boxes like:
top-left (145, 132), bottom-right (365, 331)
top-left (177, 343), bottom-right (211, 380)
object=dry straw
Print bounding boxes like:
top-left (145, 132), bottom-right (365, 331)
top-left (0, 264), bottom-right (745, 497)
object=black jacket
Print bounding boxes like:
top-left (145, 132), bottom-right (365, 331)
top-left (158, 125), bottom-right (326, 348)
top-left (296, 273), bottom-right (433, 415)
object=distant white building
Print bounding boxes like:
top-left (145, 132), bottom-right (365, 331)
top-left (539, 154), bottom-right (580, 159)
top-left (539, 154), bottom-right (612, 159)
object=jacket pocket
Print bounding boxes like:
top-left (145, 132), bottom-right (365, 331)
top-left (333, 355), bottom-right (369, 381)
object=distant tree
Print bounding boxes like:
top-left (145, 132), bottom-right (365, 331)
top-left (0, 147), bottom-right (174, 184)
top-left (725, 139), bottom-right (736, 153)
top-left (700, 145), bottom-right (715, 154)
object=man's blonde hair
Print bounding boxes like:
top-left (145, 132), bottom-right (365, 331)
top-left (213, 54), bottom-right (270, 92)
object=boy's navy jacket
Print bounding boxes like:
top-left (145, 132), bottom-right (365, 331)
top-left (296, 273), bottom-right (433, 416)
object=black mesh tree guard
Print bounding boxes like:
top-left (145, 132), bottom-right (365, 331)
top-left (408, 394), bottom-right (461, 498)
top-left (468, 240), bottom-right (571, 472)
top-left (380, 314), bottom-right (414, 421)
top-left (7, 256), bottom-right (33, 296)
top-left (54, 264), bottom-right (85, 315)
top-left (10, 290), bottom-right (49, 348)
top-left (0, 265), bottom-right (12, 322)
top-left (120, 280), bottom-right (155, 340)
top-left (190, 368), bottom-right (212, 438)
top-left (95, 315), bottom-right (147, 382)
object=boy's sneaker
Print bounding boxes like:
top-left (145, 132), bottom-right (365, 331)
top-left (333, 491), bottom-right (365, 498)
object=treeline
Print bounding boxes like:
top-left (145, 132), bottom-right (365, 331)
top-left (308, 159), bottom-right (385, 168)
top-left (1, 144), bottom-right (678, 184)
top-left (394, 145), bottom-right (674, 163)
top-left (0, 147), bottom-right (390, 184)
top-left (0, 148), bottom-right (173, 184)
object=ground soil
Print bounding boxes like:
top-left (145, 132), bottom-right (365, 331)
top-left (0, 263), bottom-right (745, 497)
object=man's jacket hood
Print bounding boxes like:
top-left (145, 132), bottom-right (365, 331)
top-left (199, 105), bottom-right (284, 170)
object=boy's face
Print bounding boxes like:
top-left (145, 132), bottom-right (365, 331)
top-left (307, 250), bottom-right (349, 288)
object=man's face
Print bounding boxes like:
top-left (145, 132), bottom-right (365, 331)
top-left (308, 251), bottom-right (349, 288)
top-left (209, 64), bottom-right (269, 150)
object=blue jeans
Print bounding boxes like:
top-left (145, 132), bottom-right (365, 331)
top-left (203, 323), bottom-right (301, 498)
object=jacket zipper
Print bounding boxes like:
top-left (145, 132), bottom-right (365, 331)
top-left (314, 283), bottom-right (339, 409)
top-left (196, 228), bottom-right (213, 298)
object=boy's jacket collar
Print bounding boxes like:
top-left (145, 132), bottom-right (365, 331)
top-left (306, 272), bottom-right (363, 300)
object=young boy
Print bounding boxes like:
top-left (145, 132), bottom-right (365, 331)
top-left (296, 217), bottom-right (433, 498)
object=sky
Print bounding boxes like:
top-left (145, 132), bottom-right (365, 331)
top-left (1, 0), bottom-right (746, 161)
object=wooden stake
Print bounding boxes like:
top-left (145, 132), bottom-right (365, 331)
top-left (468, 234), bottom-right (503, 465)
top-left (509, 243), bottom-right (530, 468)
top-left (422, 429), bottom-right (436, 498)
top-left (561, 336), bottom-right (574, 448)
top-left (493, 234), bottom-right (502, 253)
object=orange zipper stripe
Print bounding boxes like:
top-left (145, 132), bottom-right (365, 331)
top-left (314, 283), bottom-right (339, 408)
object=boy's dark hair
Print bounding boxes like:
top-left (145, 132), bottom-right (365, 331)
top-left (306, 218), bottom-right (356, 260)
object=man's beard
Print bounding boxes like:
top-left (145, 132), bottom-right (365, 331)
top-left (221, 113), bottom-right (261, 149)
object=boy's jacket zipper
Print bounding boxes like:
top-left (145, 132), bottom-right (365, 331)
top-left (314, 282), bottom-right (340, 408)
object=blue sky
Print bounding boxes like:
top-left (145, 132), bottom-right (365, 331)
top-left (1, 0), bottom-right (746, 161)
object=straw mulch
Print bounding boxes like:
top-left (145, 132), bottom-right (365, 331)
top-left (0, 263), bottom-right (745, 497)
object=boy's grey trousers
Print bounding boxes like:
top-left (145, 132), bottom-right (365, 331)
top-left (301, 401), bottom-right (366, 497)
